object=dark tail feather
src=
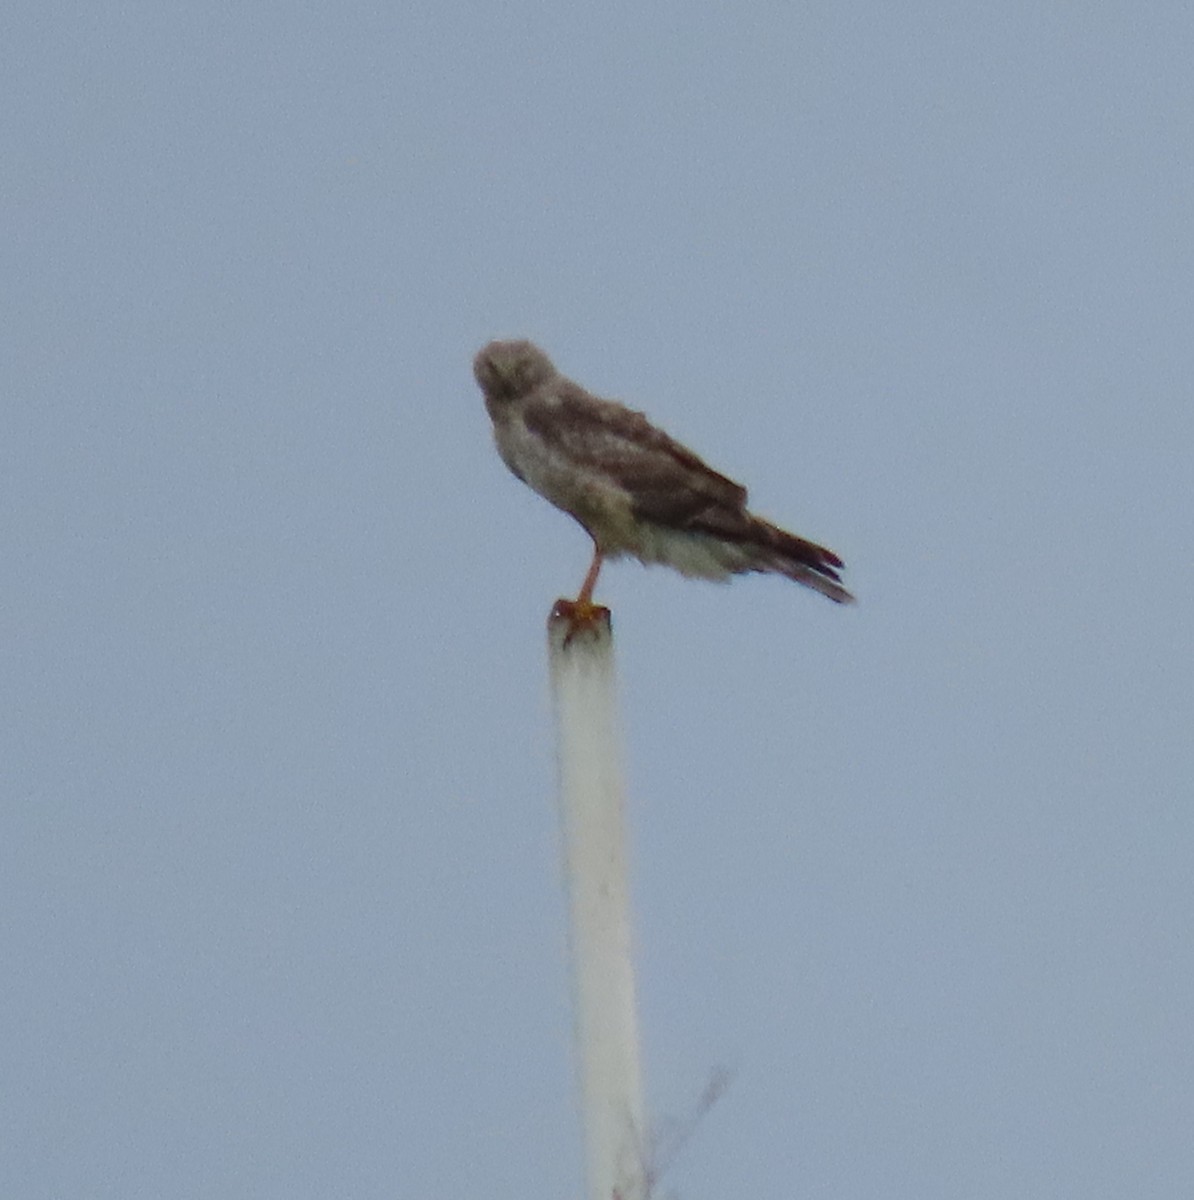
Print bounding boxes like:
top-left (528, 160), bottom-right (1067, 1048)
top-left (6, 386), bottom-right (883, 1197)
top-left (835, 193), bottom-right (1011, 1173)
top-left (688, 506), bottom-right (855, 604)
top-left (761, 521), bottom-right (855, 604)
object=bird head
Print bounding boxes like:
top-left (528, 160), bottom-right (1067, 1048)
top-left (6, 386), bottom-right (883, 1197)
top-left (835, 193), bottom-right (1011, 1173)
top-left (473, 340), bottom-right (557, 408)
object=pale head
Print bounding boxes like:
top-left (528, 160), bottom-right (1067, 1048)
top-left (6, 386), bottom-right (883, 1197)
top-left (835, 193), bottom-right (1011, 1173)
top-left (473, 339), bottom-right (558, 407)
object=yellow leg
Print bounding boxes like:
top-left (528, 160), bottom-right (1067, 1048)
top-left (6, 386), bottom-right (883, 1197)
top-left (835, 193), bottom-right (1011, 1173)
top-left (550, 542), bottom-right (609, 644)
top-left (576, 544), bottom-right (604, 608)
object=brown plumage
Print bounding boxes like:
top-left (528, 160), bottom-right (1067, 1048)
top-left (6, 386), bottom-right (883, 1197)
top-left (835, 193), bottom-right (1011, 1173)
top-left (474, 339), bottom-right (853, 607)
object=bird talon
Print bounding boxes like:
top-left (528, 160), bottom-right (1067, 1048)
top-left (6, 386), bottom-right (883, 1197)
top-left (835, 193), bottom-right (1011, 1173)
top-left (552, 598), bottom-right (610, 645)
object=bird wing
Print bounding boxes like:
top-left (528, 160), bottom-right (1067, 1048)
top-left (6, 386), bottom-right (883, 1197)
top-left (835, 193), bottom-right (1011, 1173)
top-left (520, 383), bottom-right (749, 527)
top-left (520, 379), bottom-right (851, 601)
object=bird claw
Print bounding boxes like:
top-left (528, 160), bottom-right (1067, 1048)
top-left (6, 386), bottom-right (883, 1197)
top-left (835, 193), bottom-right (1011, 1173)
top-left (551, 598), bottom-right (611, 646)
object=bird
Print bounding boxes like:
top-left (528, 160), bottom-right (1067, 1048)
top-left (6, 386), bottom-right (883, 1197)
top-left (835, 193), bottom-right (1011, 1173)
top-left (474, 339), bottom-right (853, 618)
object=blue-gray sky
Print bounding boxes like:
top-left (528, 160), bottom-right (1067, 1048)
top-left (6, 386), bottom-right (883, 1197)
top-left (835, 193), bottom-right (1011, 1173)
top-left (5, 4), bottom-right (1191, 1197)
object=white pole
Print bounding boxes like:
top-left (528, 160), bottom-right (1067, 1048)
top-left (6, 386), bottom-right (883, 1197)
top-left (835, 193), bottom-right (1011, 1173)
top-left (548, 605), bottom-right (648, 1200)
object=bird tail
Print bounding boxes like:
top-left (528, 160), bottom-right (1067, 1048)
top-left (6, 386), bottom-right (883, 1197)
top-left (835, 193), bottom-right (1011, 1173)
top-left (755, 519), bottom-right (855, 604)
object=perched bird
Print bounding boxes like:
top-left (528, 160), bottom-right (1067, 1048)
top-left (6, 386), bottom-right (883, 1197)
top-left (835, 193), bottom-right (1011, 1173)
top-left (474, 339), bottom-right (853, 614)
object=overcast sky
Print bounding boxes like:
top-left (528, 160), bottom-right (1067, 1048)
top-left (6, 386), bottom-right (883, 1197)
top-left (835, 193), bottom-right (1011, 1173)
top-left (5, 4), bottom-right (1192, 1198)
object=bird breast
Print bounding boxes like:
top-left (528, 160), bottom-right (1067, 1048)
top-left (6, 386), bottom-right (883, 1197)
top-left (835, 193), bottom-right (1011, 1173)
top-left (493, 414), bottom-right (639, 549)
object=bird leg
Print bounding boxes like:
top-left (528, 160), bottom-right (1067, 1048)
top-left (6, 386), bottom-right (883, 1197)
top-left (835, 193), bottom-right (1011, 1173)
top-left (551, 542), bottom-right (609, 643)
top-left (576, 544), bottom-right (604, 609)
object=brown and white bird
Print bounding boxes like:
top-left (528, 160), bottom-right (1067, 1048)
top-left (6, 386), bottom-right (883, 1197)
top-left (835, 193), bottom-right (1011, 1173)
top-left (475, 339), bottom-right (854, 613)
